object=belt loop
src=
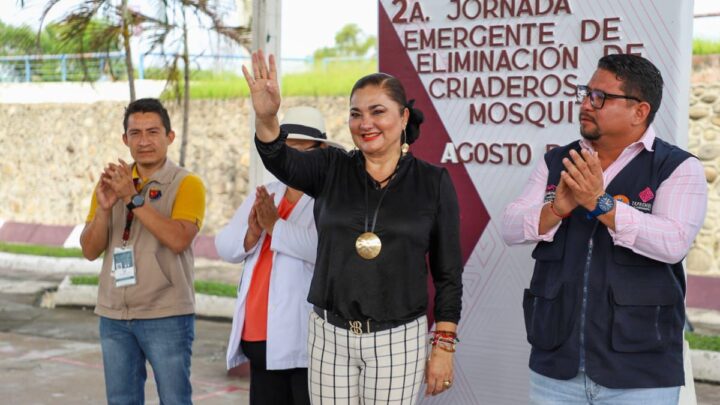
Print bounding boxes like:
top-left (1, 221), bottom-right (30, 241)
top-left (323, 309), bottom-right (328, 321)
top-left (367, 319), bottom-right (371, 334)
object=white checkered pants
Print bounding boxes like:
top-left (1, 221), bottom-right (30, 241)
top-left (308, 311), bottom-right (427, 405)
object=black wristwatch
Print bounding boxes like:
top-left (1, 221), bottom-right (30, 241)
top-left (586, 193), bottom-right (615, 219)
top-left (126, 193), bottom-right (145, 211)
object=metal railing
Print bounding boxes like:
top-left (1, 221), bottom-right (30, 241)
top-left (0, 52), bottom-right (369, 83)
top-left (0, 51), bottom-right (126, 82)
top-left (136, 53), bottom-right (316, 79)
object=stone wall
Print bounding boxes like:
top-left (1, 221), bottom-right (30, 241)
top-left (688, 83), bottom-right (720, 275)
top-left (0, 97), bottom-right (352, 236)
top-left (1, 87), bottom-right (719, 274)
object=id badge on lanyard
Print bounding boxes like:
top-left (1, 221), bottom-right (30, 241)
top-left (112, 209), bottom-right (137, 287)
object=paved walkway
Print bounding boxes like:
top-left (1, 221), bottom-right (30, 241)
top-left (0, 81), bottom-right (165, 104)
top-left (0, 271), bottom-right (249, 405)
top-left (1, 331), bottom-right (249, 404)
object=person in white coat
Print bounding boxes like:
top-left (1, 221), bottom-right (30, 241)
top-left (215, 106), bottom-right (344, 405)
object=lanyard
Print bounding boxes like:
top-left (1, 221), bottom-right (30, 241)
top-left (363, 161), bottom-right (400, 233)
top-left (121, 210), bottom-right (134, 247)
top-left (121, 177), bottom-right (141, 247)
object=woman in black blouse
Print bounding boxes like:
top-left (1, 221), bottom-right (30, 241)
top-left (243, 50), bottom-right (462, 403)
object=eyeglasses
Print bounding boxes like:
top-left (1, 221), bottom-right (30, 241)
top-left (576, 85), bottom-right (643, 109)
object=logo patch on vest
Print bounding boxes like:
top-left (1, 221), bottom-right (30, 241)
top-left (544, 184), bottom-right (557, 203)
top-left (628, 187), bottom-right (655, 212)
top-left (148, 189), bottom-right (162, 200)
top-left (614, 194), bottom-right (630, 204)
top-left (638, 187), bottom-right (654, 203)
top-left (630, 200), bottom-right (653, 212)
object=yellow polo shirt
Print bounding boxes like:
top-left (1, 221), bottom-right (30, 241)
top-left (86, 166), bottom-right (206, 230)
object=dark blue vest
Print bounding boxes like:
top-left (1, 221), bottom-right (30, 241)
top-left (523, 138), bottom-right (692, 388)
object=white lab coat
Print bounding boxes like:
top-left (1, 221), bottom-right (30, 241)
top-left (215, 181), bottom-right (316, 370)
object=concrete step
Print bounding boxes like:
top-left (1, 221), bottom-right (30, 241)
top-left (42, 276), bottom-right (236, 320)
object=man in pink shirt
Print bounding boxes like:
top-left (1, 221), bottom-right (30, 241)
top-left (502, 54), bottom-right (707, 404)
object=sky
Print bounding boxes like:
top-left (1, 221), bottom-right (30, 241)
top-left (0, 0), bottom-right (717, 59)
top-left (0, 0), bottom-right (377, 59)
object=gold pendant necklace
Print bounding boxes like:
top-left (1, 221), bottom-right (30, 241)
top-left (356, 231), bottom-right (382, 259)
top-left (355, 161), bottom-right (400, 260)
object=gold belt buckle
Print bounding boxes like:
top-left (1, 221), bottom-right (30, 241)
top-left (349, 320), bottom-right (363, 335)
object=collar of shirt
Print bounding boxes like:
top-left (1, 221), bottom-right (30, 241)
top-left (579, 126), bottom-right (656, 184)
top-left (578, 125), bottom-right (656, 154)
top-left (131, 164), bottom-right (148, 192)
top-left (354, 151), bottom-right (413, 188)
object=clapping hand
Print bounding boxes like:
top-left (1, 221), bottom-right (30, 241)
top-left (102, 159), bottom-right (136, 204)
top-left (95, 176), bottom-right (118, 211)
top-left (560, 149), bottom-right (605, 210)
top-left (243, 186), bottom-right (278, 251)
top-left (551, 177), bottom-right (577, 217)
top-left (247, 203), bottom-right (262, 238)
top-left (254, 186), bottom-right (279, 235)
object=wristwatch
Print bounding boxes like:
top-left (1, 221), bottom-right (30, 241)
top-left (586, 193), bottom-right (615, 219)
top-left (126, 193), bottom-right (145, 211)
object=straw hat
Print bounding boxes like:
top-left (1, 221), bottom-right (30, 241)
top-left (281, 106), bottom-right (345, 150)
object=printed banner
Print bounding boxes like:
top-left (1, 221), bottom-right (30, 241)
top-left (378, 1), bottom-right (694, 402)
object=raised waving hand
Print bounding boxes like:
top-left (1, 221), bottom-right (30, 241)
top-left (242, 49), bottom-right (281, 141)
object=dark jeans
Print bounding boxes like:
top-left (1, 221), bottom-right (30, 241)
top-left (241, 340), bottom-right (311, 405)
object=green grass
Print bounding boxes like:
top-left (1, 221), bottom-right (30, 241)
top-left (0, 242), bottom-right (85, 258)
top-left (71, 275), bottom-right (100, 286)
top-left (161, 59), bottom-right (377, 100)
top-left (194, 280), bottom-right (237, 298)
top-left (282, 60), bottom-right (377, 97)
top-left (693, 38), bottom-right (720, 55)
top-left (0, 242), bottom-right (236, 298)
top-left (187, 73), bottom-right (250, 99)
top-left (686, 331), bottom-right (720, 352)
top-left (69, 275), bottom-right (237, 298)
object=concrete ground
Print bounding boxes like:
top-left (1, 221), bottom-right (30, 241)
top-left (0, 268), bottom-right (249, 405)
top-left (697, 381), bottom-right (720, 405)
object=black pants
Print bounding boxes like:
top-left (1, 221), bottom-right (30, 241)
top-left (240, 340), bottom-right (311, 405)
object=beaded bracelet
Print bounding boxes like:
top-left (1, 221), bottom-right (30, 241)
top-left (429, 331), bottom-right (460, 352)
top-left (549, 202), bottom-right (571, 219)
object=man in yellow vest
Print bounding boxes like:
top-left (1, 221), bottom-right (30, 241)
top-left (80, 98), bottom-right (206, 404)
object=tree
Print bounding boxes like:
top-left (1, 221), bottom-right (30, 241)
top-left (0, 19), bottom-right (123, 82)
top-left (0, 20), bottom-right (120, 56)
top-left (141, 0), bottom-right (251, 167)
top-left (35, 0), bottom-right (251, 167)
top-left (38, 0), bottom-right (150, 100)
top-left (313, 23), bottom-right (377, 61)
top-left (0, 22), bottom-right (38, 55)
top-left (120, 0), bottom-right (136, 100)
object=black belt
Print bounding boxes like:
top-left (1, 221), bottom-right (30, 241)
top-left (313, 306), bottom-right (406, 335)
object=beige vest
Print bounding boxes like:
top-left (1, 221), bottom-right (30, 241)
top-left (95, 159), bottom-right (196, 320)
